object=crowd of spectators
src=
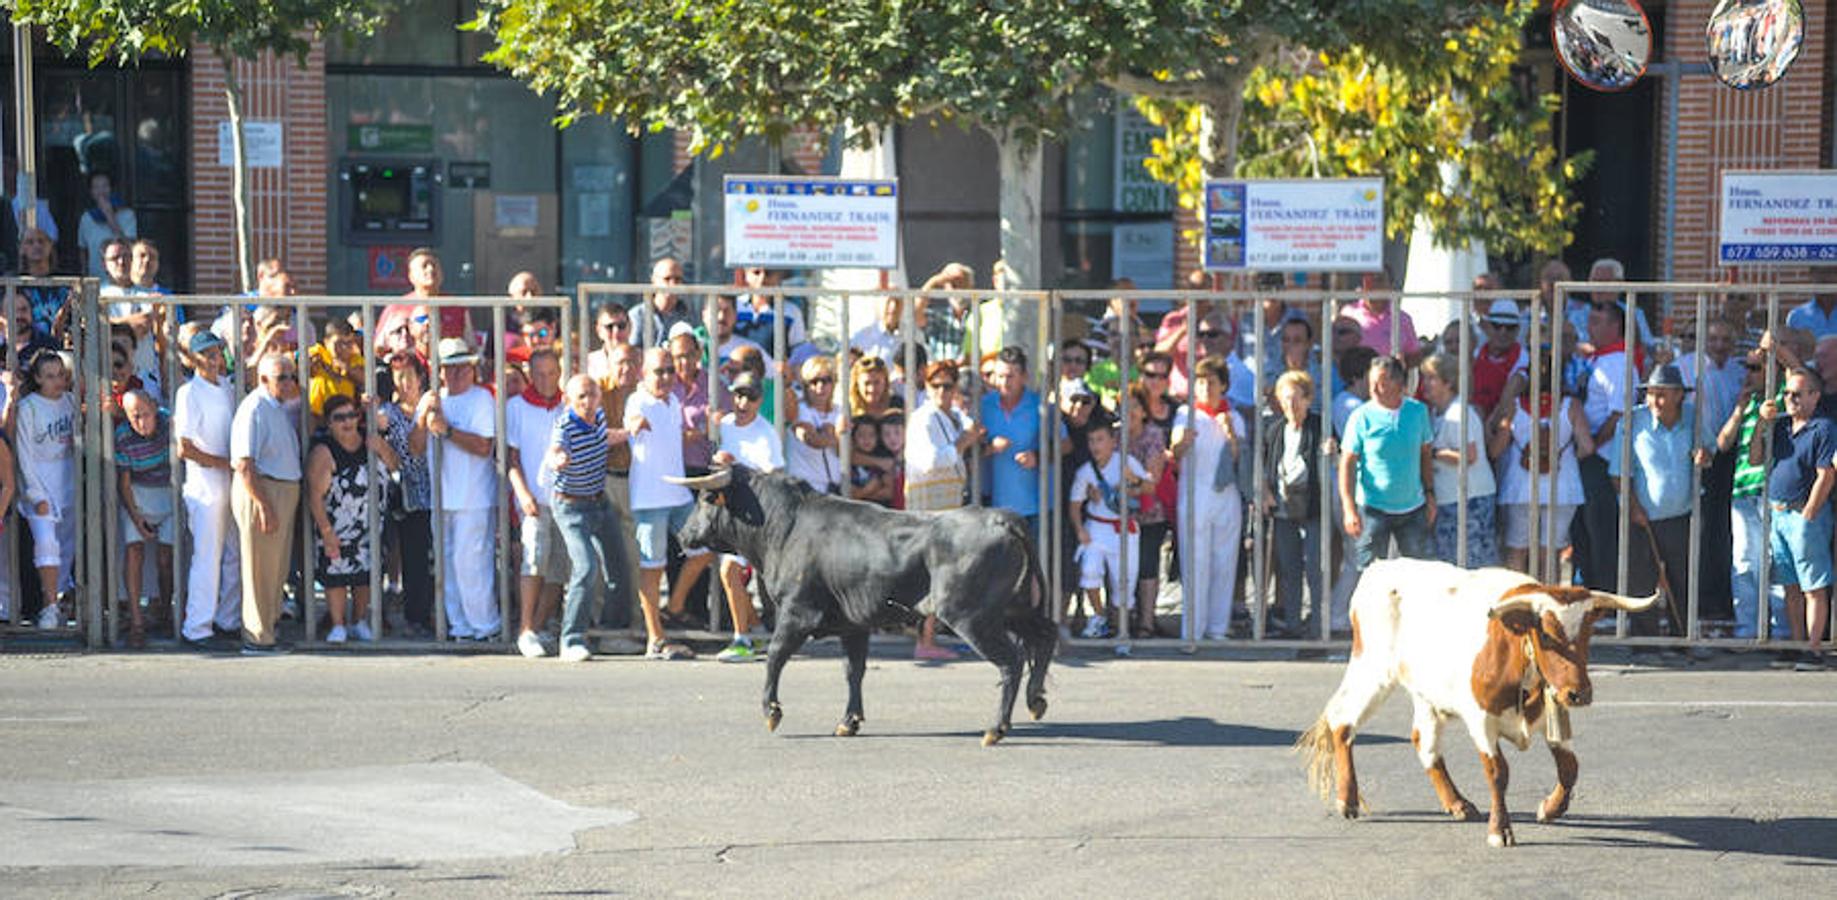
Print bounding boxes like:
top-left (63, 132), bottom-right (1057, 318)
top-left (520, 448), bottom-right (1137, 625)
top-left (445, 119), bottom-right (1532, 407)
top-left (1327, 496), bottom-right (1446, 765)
top-left (3, 237), bottom-right (1834, 669)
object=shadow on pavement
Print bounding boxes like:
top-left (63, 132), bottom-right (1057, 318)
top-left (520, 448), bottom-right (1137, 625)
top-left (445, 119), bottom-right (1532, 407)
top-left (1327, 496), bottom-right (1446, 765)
top-left (1552, 814), bottom-right (1837, 863)
top-left (789, 718), bottom-right (1408, 749)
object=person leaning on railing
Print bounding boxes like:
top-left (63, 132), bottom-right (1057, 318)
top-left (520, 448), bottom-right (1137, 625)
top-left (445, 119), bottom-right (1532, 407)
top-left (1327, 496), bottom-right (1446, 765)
top-left (1419, 353), bottom-right (1499, 570)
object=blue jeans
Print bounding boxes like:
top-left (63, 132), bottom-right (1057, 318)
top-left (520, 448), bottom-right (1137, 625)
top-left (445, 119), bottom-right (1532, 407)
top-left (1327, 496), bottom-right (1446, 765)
top-left (552, 496), bottom-right (635, 648)
top-left (1353, 504), bottom-right (1433, 571)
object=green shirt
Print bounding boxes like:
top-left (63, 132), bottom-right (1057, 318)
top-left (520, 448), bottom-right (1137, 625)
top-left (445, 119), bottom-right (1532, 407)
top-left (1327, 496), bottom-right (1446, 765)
top-left (1732, 393), bottom-right (1770, 499)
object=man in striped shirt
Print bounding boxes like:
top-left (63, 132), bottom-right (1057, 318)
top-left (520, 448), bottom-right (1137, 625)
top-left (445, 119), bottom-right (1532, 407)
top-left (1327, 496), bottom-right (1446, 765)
top-left (544, 374), bottom-right (636, 662)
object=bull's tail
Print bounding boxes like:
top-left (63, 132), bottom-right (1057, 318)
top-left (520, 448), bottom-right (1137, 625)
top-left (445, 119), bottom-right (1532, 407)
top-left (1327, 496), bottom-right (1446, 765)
top-left (1294, 716), bottom-right (1336, 805)
top-left (1000, 514), bottom-right (1049, 615)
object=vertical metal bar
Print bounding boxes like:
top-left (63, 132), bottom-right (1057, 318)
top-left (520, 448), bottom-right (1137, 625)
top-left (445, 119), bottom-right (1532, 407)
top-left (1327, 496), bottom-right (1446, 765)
top-left (493, 304), bottom-right (511, 643)
top-left (1527, 293), bottom-right (1544, 582)
top-left (1546, 298), bottom-right (1564, 585)
top-left (560, 292), bottom-right (575, 381)
top-left (103, 332), bottom-right (120, 648)
top-left (297, 301), bottom-right (314, 644)
top-left (429, 304), bottom-right (448, 641)
top-left (1035, 292), bottom-right (1050, 614)
top-left (1183, 296), bottom-right (1199, 644)
top-left (703, 292), bottom-right (722, 628)
top-left (902, 294), bottom-right (917, 417)
top-left (1117, 294), bottom-right (1134, 644)
top-left (839, 294), bottom-right (852, 497)
top-left (1687, 291), bottom-right (1706, 640)
top-left (83, 281), bottom-right (104, 646)
top-left (167, 302), bottom-right (185, 639)
top-left (363, 301), bottom-right (382, 641)
top-left (13, 27), bottom-right (38, 233)
top-left (1457, 293), bottom-right (1471, 568)
top-left (1617, 292), bottom-right (1636, 638)
top-left (1319, 293), bottom-right (1334, 642)
top-left (969, 292), bottom-right (983, 505)
top-left (1048, 294), bottom-right (1063, 628)
top-left (1250, 293), bottom-right (1265, 640)
top-left (773, 287), bottom-right (787, 441)
top-left (1758, 291), bottom-right (1778, 644)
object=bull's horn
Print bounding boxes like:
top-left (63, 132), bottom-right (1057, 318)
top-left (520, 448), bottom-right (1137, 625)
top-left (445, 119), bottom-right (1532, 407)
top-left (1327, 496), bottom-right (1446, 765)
top-left (1590, 590), bottom-right (1661, 613)
top-left (1487, 593), bottom-right (1538, 618)
top-left (664, 469), bottom-right (732, 491)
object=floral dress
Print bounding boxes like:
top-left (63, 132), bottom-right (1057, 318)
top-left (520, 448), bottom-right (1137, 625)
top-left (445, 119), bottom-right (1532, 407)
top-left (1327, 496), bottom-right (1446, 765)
top-left (315, 434), bottom-right (373, 588)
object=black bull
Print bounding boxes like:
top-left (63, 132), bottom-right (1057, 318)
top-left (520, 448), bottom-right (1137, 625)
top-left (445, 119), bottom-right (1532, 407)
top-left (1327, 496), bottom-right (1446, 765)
top-left (670, 465), bottom-right (1057, 746)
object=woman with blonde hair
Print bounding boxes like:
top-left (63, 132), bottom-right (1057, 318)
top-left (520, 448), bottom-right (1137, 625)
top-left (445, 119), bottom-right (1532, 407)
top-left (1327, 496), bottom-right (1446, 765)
top-left (1420, 353), bottom-right (1499, 568)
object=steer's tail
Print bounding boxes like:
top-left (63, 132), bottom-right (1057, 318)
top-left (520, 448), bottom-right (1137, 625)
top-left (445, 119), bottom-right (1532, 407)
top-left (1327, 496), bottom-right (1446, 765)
top-left (1000, 514), bottom-right (1048, 615)
top-left (1294, 716), bottom-right (1336, 805)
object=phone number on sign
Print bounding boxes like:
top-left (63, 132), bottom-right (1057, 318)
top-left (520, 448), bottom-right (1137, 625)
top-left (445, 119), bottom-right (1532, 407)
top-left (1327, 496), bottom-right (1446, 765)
top-left (737, 250), bottom-right (888, 265)
top-left (1719, 244), bottom-right (1837, 263)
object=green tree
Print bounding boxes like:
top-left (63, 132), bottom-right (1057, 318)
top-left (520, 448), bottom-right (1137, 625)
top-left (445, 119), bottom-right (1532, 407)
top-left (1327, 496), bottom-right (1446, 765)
top-left (8, 0), bottom-right (390, 290)
top-left (1120, 0), bottom-right (1586, 258)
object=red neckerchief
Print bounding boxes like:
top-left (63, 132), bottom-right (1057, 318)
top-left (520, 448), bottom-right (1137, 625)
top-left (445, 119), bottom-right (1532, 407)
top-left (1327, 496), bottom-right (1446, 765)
top-left (1592, 340), bottom-right (1645, 372)
top-left (521, 385), bottom-right (563, 409)
top-left (1195, 400), bottom-right (1224, 418)
top-left (1519, 392), bottom-right (1554, 418)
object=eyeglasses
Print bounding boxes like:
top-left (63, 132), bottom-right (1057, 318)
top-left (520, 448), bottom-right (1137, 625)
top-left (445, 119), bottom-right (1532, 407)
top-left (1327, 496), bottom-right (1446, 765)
top-left (1196, 329), bottom-right (1224, 339)
top-left (1069, 395), bottom-right (1095, 406)
top-left (857, 358), bottom-right (888, 370)
top-left (525, 327), bottom-right (551, 340)
top-left (330, 411), bottom-right (361, 423)
top-left (275, 373), bottom-right (297, 383)
top-left (601, 319), bottom-right (629, 330)
top-left (1062, 356), bottom-right (1089, 367)
top-left (1142, 369), bottom-right (1169, 380)
top-left (734, 391), bottom-right (761, 402)
top-left (650, 367), bottom-right (675, 376)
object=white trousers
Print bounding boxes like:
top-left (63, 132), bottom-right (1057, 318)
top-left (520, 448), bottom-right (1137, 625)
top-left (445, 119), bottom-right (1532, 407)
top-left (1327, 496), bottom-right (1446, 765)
top-left (24, 510), bottom-right (75, 592)
top-left (443, 509), bottom-right (499, 638)
top-left (1179, 486), bottom-right (1244, 641)
top-left (183, 494), bottom-right (243, 641)
top-left (1077, 524), bottom-right (1141, 611)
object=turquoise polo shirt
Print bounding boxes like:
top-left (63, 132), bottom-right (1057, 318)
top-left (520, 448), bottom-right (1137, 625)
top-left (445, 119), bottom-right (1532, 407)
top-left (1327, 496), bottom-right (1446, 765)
top-left (1343, 397), bottom-right (1433, 514)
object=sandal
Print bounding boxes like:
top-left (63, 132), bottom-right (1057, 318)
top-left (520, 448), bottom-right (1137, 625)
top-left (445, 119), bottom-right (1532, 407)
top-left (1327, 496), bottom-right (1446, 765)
top-left (646, 640), bottom-right (696, 660)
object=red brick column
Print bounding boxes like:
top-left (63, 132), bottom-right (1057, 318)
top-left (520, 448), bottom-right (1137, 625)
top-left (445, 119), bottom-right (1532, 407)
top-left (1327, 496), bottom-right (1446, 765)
top-left (1661, 0), bottom-right (1826, 286)
top-left (187, 44), bottom-right (328, 295)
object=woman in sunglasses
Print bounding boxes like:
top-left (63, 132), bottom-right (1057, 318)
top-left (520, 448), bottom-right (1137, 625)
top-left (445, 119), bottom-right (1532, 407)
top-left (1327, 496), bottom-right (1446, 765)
top-left (787, 356), bottom-right (843, 494)
top-left (305, 394), bottom-right (400, 643)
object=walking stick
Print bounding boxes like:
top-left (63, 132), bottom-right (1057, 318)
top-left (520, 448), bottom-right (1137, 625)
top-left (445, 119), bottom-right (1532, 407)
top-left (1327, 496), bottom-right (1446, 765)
top-left (1640, 523), bottom-right (1688, 634)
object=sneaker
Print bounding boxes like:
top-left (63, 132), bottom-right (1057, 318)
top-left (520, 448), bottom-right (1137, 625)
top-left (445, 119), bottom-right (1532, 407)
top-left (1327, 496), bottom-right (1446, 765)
top-left (518, 631), bottom-right (548, 658)
top-left (717, 640), bottom-right (757, 662)
top-left (351, 621), bottom-right (376, 642)
top-left (559, 642), bottom-right (592, 663)
top-left (326, 625), bottom-right (348, 644)
top-left (1795, 654), bottom-right (1828, 672)
top-left (1080, 615), bottom-right (1110, 639)
top-left (914, 642), bottom-right (960, 661)
top-left (240, 641), bottom-right (287, 656)
top-left (36, 603), bottom-right (63, 630)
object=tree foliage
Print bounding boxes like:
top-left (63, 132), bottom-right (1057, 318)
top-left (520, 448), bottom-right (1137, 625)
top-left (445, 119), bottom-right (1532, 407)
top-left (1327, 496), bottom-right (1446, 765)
top-left (1131, 0), bottom-right (1587, 258)
top-left (7, 0), bottom-right (389, 65)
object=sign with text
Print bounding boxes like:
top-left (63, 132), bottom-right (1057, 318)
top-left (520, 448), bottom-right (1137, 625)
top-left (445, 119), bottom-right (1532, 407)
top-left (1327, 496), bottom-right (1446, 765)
top-left (1202, 178), bottom-right (1384, 272)
top-left (1719, 170), bottom-right (1837, 265)
top-left (217, 120), bottom-right (283, 168)
top-left (723, 176), bottom-right (898, 268)
top-left (1114, 102), bottom-right (1175, 214)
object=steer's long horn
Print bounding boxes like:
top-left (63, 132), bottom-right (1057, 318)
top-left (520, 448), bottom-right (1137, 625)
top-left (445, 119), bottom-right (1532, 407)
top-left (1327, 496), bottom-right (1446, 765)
top-left (1487, 593), bottom-right (1538, 618)
top-left (664, 469), bottom-right (732, 491)
top-left (1589, 590), bottom-right (1661, 613)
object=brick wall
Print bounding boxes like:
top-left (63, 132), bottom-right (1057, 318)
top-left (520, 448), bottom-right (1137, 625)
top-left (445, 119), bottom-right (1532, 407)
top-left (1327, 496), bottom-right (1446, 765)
top-left (188, 44), bottom-right (328, 296)
top-left (1662, 0), bottom-right (1827, 290)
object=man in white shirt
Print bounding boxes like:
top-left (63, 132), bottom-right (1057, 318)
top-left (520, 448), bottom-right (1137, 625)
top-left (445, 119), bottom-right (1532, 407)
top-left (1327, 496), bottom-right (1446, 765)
top-left (506, 350), bottom-right (569, 657)
top-left (714, 294), bottom-right (763, 367)
top-left (174, 330), bottom-right (241, 645)
top-left (1576, 297), bottom-right (1640, 592)
top-left (420, 337), bottom-right (500, 640)
top-left (850, 295), bottom-right (915, 364)
top-left (626, 347), bottom-right (710, 658)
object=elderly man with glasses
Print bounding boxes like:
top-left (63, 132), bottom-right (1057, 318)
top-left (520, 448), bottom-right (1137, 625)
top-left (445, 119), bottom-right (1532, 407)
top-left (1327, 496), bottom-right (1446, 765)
top-left (230, 354), bottom-right (303, 655)
top-left (420, 337), bottom-right (501, 641)
top-left (1753, 368), bottom-right (1837, 670)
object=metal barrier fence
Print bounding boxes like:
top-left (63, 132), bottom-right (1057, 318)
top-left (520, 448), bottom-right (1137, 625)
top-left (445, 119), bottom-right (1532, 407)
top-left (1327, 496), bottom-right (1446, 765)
top-left (35, 279), bottom-right (1836, 652)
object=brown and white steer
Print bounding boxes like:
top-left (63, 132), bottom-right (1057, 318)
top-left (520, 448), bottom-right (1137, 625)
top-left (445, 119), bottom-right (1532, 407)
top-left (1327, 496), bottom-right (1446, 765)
top-left (1297, 558), bottom-right (1657, 847)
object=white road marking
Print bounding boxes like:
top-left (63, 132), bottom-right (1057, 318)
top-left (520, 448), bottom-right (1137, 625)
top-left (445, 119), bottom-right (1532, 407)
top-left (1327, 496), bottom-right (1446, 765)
top-left (0, 761), bottom-right (634, 868)
top-left (1596, 700), bottom-right (1837, 708)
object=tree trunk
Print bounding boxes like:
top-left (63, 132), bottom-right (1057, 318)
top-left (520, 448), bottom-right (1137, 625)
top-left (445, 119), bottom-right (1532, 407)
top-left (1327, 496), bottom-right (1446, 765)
top-left (1199, 71), bottom-right (1250, 179)
top-left (993, 127), bottom-right (1043, 361)
top-left (219, 51), bottom-right (254, 294)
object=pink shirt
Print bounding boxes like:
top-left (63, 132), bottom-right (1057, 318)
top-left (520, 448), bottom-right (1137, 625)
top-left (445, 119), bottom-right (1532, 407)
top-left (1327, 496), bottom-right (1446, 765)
top-left (1342, 300), bottom-right (1420, 356)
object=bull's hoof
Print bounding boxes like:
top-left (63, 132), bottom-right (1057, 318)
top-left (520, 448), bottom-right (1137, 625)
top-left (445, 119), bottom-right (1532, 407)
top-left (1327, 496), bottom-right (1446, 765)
top-left (1027, 696), bottom-right (1048, 721)
top-left (981, 727), bottom-right (1006, 747)
top-left (1537, 796), bottom-right (1570, 823)
top-left (1487, 826), bottom-right (1516, 848)
top-left (834, 714), bottom-right (863, 737)
top-left (765, 703), bottom-right (784, 733)
top-left (1448, 801), bottom-right (1481, 822)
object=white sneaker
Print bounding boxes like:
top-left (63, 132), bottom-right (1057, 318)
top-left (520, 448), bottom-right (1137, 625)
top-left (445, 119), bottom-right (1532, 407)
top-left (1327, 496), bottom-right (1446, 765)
top-left (1080, 615), bottom-right (1109, 639)
top-left (326, 625), bottom-right (348, 644)
top-left (518, 631), bottom-right (548, 658)
top-left (37, 604), bottom-right (62, 630)
top-left (559, 642), bottom-right (592, 663)
top-left (351, 621), bottom-right (376, 642)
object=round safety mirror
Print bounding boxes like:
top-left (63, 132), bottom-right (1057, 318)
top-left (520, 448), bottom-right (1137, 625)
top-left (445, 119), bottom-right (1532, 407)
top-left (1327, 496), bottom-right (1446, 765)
top-left (1706, 0), bottom-right (1805, 90)
top-left (1551, 0), bottom-right (1654, 92)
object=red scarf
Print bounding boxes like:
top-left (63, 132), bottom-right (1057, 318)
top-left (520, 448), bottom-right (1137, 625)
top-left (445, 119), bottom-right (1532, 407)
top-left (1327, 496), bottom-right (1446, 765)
top-left (521, 385), bottom-right (563, 410)
top-left (1519, 391), bottom-right (1554, 419)
top-left (1592, 340), bottom-right (1645, 372)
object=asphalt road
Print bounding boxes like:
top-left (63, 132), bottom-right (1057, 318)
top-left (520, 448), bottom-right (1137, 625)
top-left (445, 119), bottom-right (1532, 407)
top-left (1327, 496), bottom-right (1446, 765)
top-left (3, 644), bottom-right (1834, 898)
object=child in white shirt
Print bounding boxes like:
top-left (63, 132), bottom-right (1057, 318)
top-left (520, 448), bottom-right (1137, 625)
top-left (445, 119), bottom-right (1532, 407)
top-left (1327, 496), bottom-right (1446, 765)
top-left (1071, 422), bottom-right (1151, 639)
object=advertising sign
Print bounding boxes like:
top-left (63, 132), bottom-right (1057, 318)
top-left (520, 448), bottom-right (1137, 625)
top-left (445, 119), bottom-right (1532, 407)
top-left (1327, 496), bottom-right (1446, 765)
top-left (1114, 102), bottom-right (1175, 214)
top-left (217, 120), bottom-right (283, 168)
top-left (1719, 170), bottom-right (1837, 265)
top-left (723, 176), bottom-right (898, 268)
top-left (1202, 178), bottom-right (1384, 272)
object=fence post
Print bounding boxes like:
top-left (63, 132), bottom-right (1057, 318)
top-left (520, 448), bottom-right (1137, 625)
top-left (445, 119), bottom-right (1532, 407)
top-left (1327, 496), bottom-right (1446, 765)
top-left (493, 303), bottom-right (512, 643)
